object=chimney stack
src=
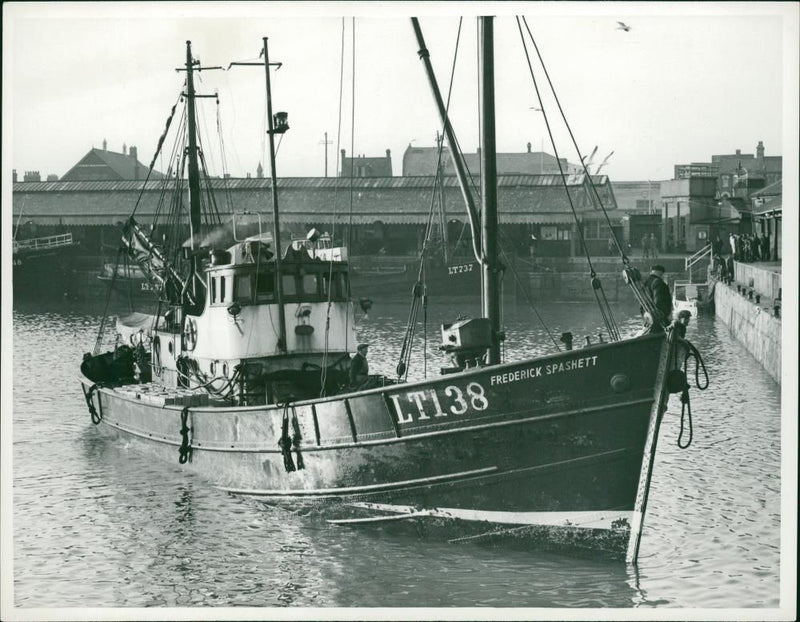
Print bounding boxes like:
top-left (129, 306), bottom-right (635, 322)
top-left (130, 145), bottom-right (138, 161)
top-left (13, 169), bottom-right (17, 183)
top-left (527, 142), bottom-right (532, 153)
top-left (123, 143), bottom-right (127, 155)
top-left (103, 138), bottom-right (107, 150)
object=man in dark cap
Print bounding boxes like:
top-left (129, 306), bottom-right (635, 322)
top-left (642, 264), bottom-right (673, 331)
top-left (349, 343), bottom-right (371, 390)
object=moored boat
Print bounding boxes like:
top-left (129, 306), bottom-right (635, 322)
top-left (672, 279), bottom-right (713, 315)
top-left (78, 21), bottom-right (706, 562)
top-left (13, 233), bottom-right (79, 299)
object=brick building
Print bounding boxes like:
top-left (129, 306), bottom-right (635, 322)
top-left (674, 141), bottom-right (782, 200)
top-left (61, 140), bottom-right (163, 181)
top-left (608, 180), bottom-right (665, 249)
top-left (402, 142), bottom-right (581, 177)
top-left (339, 149), bottom-right (393, 177)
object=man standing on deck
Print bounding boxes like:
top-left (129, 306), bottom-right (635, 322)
top-left (349, 343), bottom-right (371, 390)
top-left (641, 264), bottom-right (673, 331)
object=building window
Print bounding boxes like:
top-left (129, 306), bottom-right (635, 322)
top-left (540, 226), bottom-right (557, 240)
top-left (722, 175), bottom-right (729, 188)
top-left (582, 220), bottom-right (613, 240)
top-left (635, 199), bottom-right (653, 210)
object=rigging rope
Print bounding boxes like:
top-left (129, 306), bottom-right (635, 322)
top-left (496, 243), bottom-right (562, 353)
top-left (395, 19), bottom-right (465, 381)
top-left (319, 17), bottom-right (350, 396)
top-left (515, 16), bottom-right (622, 341)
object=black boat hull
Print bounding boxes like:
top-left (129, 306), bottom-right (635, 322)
top-left (79, 332), bottom-right (674, 559)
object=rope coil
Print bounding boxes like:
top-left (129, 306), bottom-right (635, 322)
top-left (674, 336), bottom-right (709, 449)
top-left (178, 406), bottom-right (192, 464)
top-left (84, 384), bottom-right (102, 425)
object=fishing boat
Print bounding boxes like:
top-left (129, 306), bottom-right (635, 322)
top-left (13, 232), bottom-right (79, 299)
top-left (79, 20), bottom-right (706, 562)
top-left (349, 143), bottom-right (480, 299)
top-left (97, 262), bottom-right (155, 300)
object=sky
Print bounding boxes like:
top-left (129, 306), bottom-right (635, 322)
top-left (3, 1), bottom-right (797, 184)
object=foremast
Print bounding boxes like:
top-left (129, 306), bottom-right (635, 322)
top-left (412, 16), bottom-right (502, 364)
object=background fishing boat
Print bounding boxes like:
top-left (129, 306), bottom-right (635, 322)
top-left (13, 232), bottom-right (79, 299)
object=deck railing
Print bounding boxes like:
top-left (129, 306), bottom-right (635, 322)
top-left (13, 233), bottom-right (74, 254)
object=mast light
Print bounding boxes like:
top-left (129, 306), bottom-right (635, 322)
top-left (271, 112), bottom-right (290, 134)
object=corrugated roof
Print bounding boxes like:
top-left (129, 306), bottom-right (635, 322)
top-left (751, 179), bottom-right (782, 197)
top-left (12, 173), bottom-right (610, 193)
top-left (753, 195), bottom-right (782, 216)
top-left (13, 173), bottom-right (618, 227)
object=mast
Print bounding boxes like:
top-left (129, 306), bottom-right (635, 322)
top-left (411, 18), bottom-right (482, 259)
top-left (479, 17), bottom-right (501, 364)
top-left (184, 41), bottom-right (203, 246)
top-left (262, 36), bottom-right (288, 352)
top-left (436, 131), bottom-right (449, 264)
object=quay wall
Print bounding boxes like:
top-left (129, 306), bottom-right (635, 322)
top-left (714, 280), bottom-right (782, 384)
top-left (732, 261), bottom-right (782, 302)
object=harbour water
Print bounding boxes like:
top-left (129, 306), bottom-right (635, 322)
top-left (9, 295), bottom-right (783, 612)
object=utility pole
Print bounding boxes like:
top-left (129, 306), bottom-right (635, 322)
top-left (319, 131), bottom-right (333, 177)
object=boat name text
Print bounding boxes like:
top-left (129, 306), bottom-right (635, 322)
top-left (448, 263), bottom-right (474, 275)
top-left (490, 355), bottom-right (599, 386)
top-left (389, 382), bottom-right (488, 425)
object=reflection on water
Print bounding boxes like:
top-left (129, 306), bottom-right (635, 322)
top-left (11, 297), bottom-right (781, 609)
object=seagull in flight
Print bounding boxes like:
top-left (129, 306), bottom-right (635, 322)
top-left (617, 21), bottom-right (631, 32)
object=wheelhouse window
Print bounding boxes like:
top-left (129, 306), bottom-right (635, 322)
top-left (235, 274), bottom-right (252, 302)
top-left (300, 273), bottom-right (317, 296)
top-left (319, 271), bottom-right (349, 300)
top-left (255, 271), bottom-right (275, 302)
top-left (282, 274), bottom-right (297, 297)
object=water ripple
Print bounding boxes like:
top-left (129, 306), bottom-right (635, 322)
top-left (11, 299), bottom-right (781, 609)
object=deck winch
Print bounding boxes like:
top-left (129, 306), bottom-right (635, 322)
top-left (440, 317), bottom-right (492, 372)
